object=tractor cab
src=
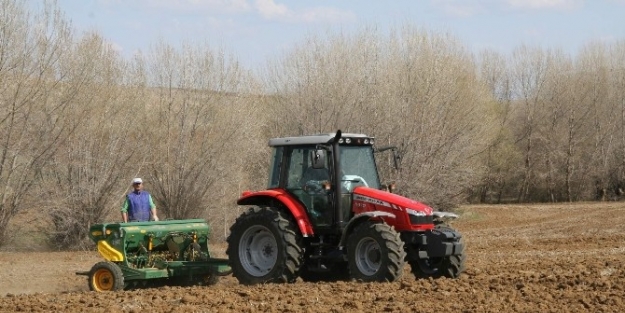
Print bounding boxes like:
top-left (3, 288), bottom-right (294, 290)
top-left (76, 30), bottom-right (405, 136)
top-left (266, 133), bottom-right (379, 229)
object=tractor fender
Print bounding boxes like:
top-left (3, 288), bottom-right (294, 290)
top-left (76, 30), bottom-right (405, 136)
top-left (237, 189), bottom-right (315, 237)
top-left (338, 211), bottom-right (396, 248)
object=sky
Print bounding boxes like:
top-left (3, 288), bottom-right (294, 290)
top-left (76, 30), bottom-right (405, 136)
top-left (40, 0), bottom-right (625, 68)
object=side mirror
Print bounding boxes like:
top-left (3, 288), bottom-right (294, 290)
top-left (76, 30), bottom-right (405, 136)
top-left (311, 149), bottom-right (326, 169)
top-left (374, 146), bottom-right (402, 171)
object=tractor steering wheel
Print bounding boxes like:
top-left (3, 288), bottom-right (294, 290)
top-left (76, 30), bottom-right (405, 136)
top-left (341, 175), bottom-right (368, 192)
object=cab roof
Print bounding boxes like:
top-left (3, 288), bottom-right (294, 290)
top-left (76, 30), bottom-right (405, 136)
top-left (268, 133), bottom-right (373, 147)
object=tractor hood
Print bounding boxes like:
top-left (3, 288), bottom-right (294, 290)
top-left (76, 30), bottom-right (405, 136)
top-left (352, 187), bottom-right (434, 216)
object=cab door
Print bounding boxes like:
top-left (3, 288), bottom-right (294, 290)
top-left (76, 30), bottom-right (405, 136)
top-left (284, 146), bottom-right (333, 226)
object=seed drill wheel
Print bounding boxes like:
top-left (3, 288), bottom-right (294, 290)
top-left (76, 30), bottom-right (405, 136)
top-left (347, 222), bottom-right (406, 282)
top-left (88, 261), bottom-right (125, 292)
top-left (410, 224), bottom-right (466, 279)
top-left (226, 206), bottom-right (303, 285)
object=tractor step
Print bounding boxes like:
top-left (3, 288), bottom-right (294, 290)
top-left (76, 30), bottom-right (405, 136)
top-left (309, 249), bottom-right (345, 260)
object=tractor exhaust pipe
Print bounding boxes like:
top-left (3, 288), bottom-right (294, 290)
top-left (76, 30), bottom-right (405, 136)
top-left (331, 130), bottom-right (343, 229)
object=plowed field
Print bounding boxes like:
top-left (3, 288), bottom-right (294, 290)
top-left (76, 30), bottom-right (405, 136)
top-left (1, 203), bottom-right (625, 312)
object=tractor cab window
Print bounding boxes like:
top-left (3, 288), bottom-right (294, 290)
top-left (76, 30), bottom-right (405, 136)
top-left (267, 146), bottom-right (284, 189)
top-left (285, 146), bottom-right (330, 190)
top-left (285, 147), bottom-right (306, 189)
top-left (340, 146), bottom-right (381, 191)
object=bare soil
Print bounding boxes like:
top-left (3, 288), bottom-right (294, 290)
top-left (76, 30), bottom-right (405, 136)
top-left (1, 202), bottom-right (624, 312)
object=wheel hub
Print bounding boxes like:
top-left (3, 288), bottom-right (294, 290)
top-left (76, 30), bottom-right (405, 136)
top-left (355, 237), bottom-right (381, 276)
top-left (367, 249), bottom-right (381, 263)
top-left (238, 225), bottom-right (278, 277)
top-left (262, 244), bottom-right (274, 257)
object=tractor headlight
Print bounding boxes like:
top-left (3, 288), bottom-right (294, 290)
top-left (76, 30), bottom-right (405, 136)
top-left (406, 208), bottom-right (427, 216)
top-left (345, 138), bottom-right (351, 144)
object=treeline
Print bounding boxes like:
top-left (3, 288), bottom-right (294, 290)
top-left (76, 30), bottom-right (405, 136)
top-left (1, 1), bottom-right (624, 249)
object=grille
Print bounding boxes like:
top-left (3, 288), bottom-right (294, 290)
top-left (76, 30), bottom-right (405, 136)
top-left (409, 215), bottom-right (433, 225)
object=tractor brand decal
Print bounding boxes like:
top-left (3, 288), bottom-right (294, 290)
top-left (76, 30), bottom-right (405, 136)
top-left (353, 195), bottom-right (391, 207)
top-left (391, 204), bottom-right (404, 211)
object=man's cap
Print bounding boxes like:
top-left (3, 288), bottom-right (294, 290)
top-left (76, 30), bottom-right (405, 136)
top-left (132, 178), bottom-right (143, 184)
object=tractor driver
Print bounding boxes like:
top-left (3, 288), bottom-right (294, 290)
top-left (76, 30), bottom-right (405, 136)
top-left (300, 166), bottom-right (330, 194)
top-left (299, 164), bottom-right (332, 225)
top-left (121, 178), bottom-right (159, 222)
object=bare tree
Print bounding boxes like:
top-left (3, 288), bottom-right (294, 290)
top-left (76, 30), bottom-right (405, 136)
top-left (43, 32), bottom-right (149, 249)
top-left (585, 44), bottom-right (620, 201)
top-left (507, 45), bottom-right (554, 202)
top-left (378, 26), bottom-right (496, 209)
top-left (263, 27), bottom-right (382, 136)
top-left (0, 0), bottom-right (83, 246)
top-left (475, 49), bottom-right (519, 203)
top-left (141, 41), bottom-right (261, 231)
top-left (262, 25), bottom-right (497, 210)
top-left (604, 40), bottom-right (625, 200)
top-left (561, 45), bottom-right (608, 201)
top-left (5, 2), bottom-right (625, 251)
top-left (479, 41), bottom-right (625, 203)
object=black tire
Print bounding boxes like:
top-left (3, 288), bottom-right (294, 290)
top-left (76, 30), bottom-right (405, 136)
top-left (346, 222), bottom-right (406, 282)
top-left (226, 207), bottom-right (303, 285)
top-left (88, 261), bottom-right (125, 292)
top-left (410, 224), bottom-right (466, 279)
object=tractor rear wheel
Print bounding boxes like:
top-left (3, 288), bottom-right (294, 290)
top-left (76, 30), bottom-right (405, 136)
top-left (88, 261), bottom-right (124, 292)
top-left (347, 222), bottom-right (406, 282)
top-left (410, 225), bottom-right (466, 279)
top-left (226, 207), bottom-right (303, 285)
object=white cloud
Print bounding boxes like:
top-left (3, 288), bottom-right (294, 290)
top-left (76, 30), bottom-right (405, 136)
top-left (99, 0), bottom-right (252, 13)
top-left (98, 0), bottom-right (353, 24)
top-left (254, 0), bottom-right (355, 23)
top-left (505, 0), bottom-right (584, 10)
top-left (430, 0), bottom-right (586, 16)
top-left (299, 7), bottom-right (356, 23)
top-left (429, 0), bottom-right (482, 16)
top-left (429, 0), bottom-right (487, 16)
top-left (255, 0), bottom-right (290, 19)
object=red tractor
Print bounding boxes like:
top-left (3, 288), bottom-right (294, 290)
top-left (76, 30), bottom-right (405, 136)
top-left (226, 131), bottom-right (465, 284)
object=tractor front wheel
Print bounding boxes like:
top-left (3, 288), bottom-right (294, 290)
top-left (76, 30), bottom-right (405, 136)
top-left (410, 254), bottom-right (465, 279)
top-left (347, 222), bottom-right (406, 282)
top-left (410, 225), bottom-right (466, 279)
top-left (88, 261), bottom-right (124, 292)
top-left (226, 207), bottom-right (303, 285)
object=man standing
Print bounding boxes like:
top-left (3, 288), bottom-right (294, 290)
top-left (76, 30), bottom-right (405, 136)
top-left (121, 178), bottom-right (159, 222)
